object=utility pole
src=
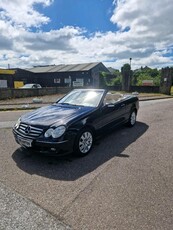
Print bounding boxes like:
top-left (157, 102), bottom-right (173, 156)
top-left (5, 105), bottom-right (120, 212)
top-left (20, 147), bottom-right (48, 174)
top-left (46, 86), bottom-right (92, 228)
top-left (129, 58), bottom-right (132, 69)
top-left (129, 58), bottom-right (132, 91)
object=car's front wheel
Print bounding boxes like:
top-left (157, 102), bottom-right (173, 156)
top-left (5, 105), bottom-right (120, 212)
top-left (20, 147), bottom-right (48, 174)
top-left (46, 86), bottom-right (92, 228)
top-left (127, 110), bottom-right (137, 127)
top-left (74, 128), bottom-right (94, 156)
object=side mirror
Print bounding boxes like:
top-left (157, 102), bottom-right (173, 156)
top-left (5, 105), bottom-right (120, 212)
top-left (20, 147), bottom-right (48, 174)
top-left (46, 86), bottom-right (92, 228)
top-left (101, 103), bottom-right (114, 111)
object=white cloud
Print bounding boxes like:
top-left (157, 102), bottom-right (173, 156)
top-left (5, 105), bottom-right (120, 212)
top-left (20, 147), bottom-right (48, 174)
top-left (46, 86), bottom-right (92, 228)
top-left (111, 0), bottom-right (173, 48)
top-left (0, 0), bottom-right (173, 70)
top-left (110, 0), bottom-right (173, 68)
top-left (0, 0), bottom-right (52, 28)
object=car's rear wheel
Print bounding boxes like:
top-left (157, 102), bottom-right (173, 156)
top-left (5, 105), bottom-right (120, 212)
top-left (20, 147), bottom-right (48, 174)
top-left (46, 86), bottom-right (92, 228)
top-left (127, 110), bottom-right (136, 127)
top-left (74, 128), bottom-right (93, 156)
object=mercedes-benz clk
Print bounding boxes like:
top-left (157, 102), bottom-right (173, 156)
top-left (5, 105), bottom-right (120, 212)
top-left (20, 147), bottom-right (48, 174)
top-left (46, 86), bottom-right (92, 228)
top-left (13, 89), bottom-right (139, 156)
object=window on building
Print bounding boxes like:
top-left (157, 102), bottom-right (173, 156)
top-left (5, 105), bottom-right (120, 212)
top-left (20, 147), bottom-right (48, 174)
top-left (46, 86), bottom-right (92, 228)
top-left (54, 78), bottom-right (60, 83)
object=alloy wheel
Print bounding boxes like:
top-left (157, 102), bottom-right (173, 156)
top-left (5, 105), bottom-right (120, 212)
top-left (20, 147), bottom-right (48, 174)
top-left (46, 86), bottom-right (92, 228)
top-left (79, 131), bottom-right (93, 154)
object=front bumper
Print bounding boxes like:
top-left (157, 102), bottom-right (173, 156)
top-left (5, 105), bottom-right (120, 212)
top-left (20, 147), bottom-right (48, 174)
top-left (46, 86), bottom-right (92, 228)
top-left (13, 128), bottom-right (76, 155)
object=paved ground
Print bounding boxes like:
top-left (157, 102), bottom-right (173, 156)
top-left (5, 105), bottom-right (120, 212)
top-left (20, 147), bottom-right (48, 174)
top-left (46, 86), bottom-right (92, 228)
top-left (0, 98), bottom-right (173, 229)
top-left (0, 94), bottom-right (63, 111)
top-left (0, 182), bottom-right (71, 230)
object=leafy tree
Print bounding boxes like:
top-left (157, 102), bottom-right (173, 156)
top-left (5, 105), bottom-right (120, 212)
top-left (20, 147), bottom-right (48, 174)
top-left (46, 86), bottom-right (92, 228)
top-left (99, 72), bottom-right (107, 87)
top-left (111, 76), bottom-right (122, 85)
top-left (132, 66), bottom-right (161, 86)
top-left (99, 71), bottom-right (122, 87)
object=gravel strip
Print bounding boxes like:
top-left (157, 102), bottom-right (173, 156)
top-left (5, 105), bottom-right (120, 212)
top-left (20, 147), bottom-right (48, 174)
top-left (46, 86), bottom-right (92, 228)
top-left (0, 182), bottom-right (71, 230)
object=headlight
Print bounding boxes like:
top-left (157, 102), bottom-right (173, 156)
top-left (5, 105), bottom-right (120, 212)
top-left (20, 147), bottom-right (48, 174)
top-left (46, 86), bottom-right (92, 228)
top-left (44, 128), bottom-right (54, 138)
top-left (52, 126), bottom-right (66, 138)
top-left (44, 126), bottom-right (66, 138)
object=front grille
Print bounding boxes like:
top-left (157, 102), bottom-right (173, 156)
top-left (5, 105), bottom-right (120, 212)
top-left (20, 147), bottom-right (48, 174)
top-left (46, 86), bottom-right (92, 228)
top-left (16, 123), bottom-right (43, 139)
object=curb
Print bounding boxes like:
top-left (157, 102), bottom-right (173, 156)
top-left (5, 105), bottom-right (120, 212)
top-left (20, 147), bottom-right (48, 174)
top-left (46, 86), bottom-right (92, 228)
top-left (0, 107), bottom-right (39, 112)
top-left (139, 96), bottom-right (173, 101)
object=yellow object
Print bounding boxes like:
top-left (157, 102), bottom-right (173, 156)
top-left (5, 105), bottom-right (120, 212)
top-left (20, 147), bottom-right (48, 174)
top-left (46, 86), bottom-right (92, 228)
top-left (171, 86), bottom-right (173, 95)
top-left (0, 69), bottom-right (15, 75)
top-left (14, 81), bottom-right (24, 88)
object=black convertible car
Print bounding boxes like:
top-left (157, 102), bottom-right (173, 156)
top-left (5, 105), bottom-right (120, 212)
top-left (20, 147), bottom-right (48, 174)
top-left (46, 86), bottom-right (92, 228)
top-left (13, 89), bottom-right (139, 156)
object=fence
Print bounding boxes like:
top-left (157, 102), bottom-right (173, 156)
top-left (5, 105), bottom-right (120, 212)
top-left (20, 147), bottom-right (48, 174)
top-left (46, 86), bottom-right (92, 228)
top-left (106, 85), bottom-right (160, 93)
top-left (0, 87), bottom-right (71, 100)
top-left (130, 86), bottom-right (160, 93)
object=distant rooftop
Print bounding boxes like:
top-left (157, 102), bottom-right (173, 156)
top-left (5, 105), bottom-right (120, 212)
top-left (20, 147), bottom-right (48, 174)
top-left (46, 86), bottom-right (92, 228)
top-left (26, 62), bottom-right (105, 73)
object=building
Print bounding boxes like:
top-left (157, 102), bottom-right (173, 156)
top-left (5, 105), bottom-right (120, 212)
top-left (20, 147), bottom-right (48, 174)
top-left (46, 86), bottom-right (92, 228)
top-left (26, 62), bottom-right (109, 88)
top-left (0, 69), bottom-right (15, 88)
top-left (0, 68), bottom-right (35, 88)
top-left (0, 62), bottom-right (109, 88)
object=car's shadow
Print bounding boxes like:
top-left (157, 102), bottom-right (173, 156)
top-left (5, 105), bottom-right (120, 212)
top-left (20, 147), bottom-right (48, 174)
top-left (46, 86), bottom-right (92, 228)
top-left (12, 121), bottom-right (148, 181)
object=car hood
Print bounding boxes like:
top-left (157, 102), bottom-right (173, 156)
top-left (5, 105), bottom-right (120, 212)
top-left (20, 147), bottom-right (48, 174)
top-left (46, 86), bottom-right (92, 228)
top-left (21, 104), bottom-right (95, 127)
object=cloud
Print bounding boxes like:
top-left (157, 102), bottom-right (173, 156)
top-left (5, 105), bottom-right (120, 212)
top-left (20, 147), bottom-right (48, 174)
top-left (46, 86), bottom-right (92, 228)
top-left (0, 0), bottom-right (52, 28)
top-left (111, 0), bottom-right (173, 46)
top-left (0, 0), bottom-right (173, 70)
top-left (23, 27), bottom-right (81, 51)
top-left (0, 36), bottom-right (13, 50)
top-left (109, 0), bottom-right (173, 67)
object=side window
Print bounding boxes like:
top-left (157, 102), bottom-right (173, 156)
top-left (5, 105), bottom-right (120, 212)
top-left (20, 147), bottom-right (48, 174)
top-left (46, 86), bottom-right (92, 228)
top-left (104, 93), bottom-right (114, 105)
top-left (104, 92), bottom-right (123, 105)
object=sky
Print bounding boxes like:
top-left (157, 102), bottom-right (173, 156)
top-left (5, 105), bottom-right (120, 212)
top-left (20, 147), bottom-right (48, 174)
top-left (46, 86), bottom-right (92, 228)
top-left (0, 0), bottom-right (173, 70)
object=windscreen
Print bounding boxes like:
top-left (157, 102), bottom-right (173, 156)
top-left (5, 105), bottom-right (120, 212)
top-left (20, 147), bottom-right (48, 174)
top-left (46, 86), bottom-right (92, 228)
top-left (58, 90), bottom-right (104, 107)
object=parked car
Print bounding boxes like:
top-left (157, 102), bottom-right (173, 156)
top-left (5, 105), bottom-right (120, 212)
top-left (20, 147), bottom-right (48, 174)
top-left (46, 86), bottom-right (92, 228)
top-left (13, 89), bottom-right (139, 156)
top-left (20, 84), bottom-right (42, 89)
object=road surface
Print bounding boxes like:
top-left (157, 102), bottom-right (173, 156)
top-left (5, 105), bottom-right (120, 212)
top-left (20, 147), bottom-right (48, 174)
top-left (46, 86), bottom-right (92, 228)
top-left (0, 99), bottom-right (173, 229)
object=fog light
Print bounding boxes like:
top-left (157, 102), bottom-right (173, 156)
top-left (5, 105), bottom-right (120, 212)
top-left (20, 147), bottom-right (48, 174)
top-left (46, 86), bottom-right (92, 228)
top-left (51, 148), bottom-right (56, 151)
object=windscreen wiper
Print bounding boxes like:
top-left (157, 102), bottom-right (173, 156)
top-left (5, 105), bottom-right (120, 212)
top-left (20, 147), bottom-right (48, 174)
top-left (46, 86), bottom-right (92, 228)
top-left (58, 102), bottom-right (71, 105)
top-left (58, 103), bottom-right (84, 107)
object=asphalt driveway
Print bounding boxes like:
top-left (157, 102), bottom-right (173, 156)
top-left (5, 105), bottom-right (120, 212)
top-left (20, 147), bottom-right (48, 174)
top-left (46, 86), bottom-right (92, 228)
top-left (0, 98), bottom-right (173, 229)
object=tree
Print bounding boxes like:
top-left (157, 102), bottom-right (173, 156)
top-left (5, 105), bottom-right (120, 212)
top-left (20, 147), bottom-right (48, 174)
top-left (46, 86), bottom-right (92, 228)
top-left (99, 71), bottom-right (122, 87)
top-left (131, 66), bottom-right (161, 86)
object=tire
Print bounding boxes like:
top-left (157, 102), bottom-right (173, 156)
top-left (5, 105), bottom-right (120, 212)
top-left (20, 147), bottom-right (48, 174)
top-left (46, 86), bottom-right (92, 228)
top-left (74, 128), bottom-right (94, 157)
top-left (126, 110), bottom-right (137, 127)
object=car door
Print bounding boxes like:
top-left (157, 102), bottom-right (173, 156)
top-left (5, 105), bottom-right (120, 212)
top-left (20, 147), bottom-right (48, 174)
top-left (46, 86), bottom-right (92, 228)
top-left (93, 99), bottom-right (126, 131)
